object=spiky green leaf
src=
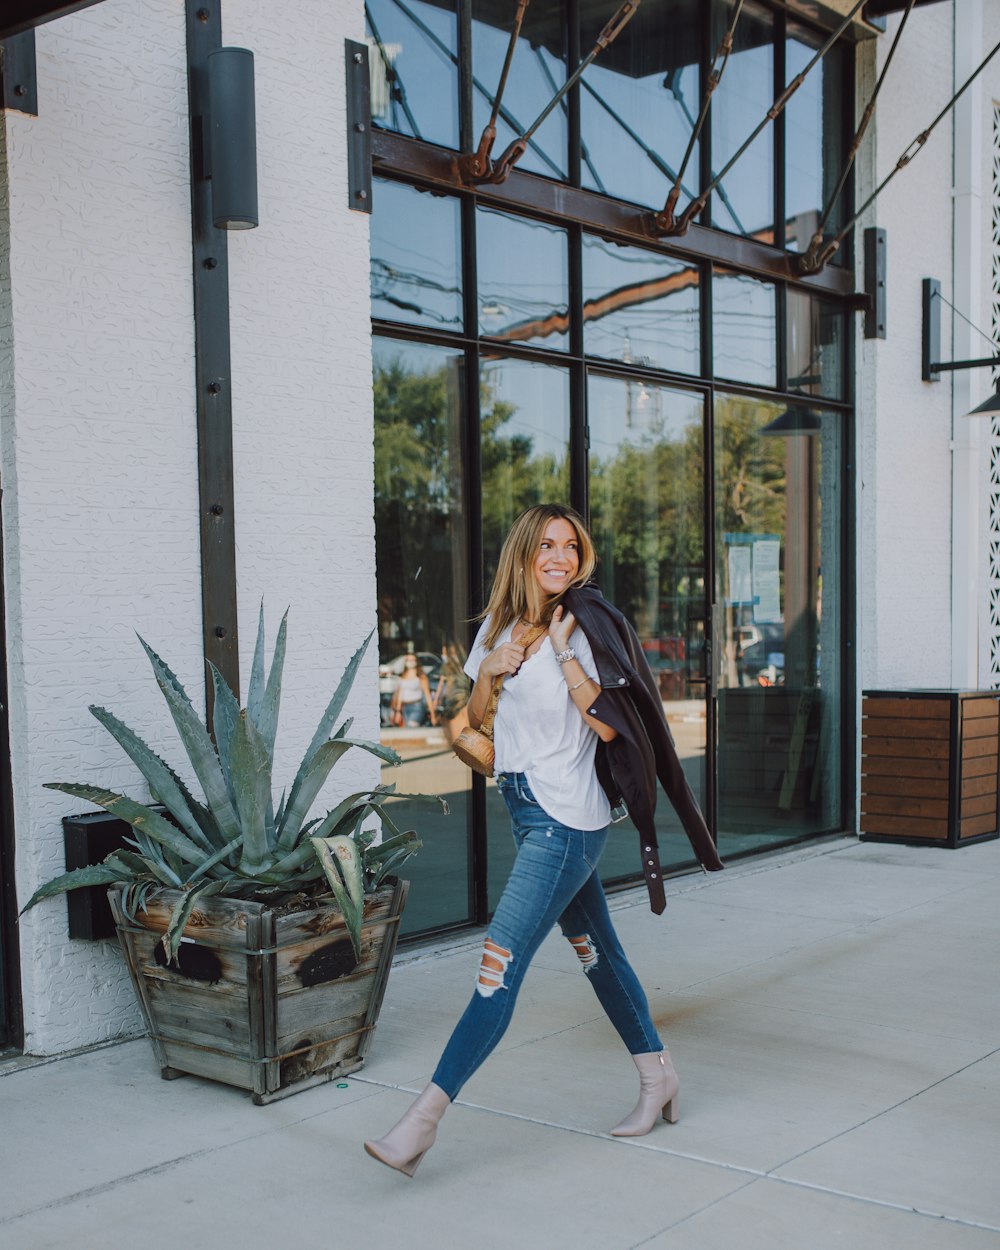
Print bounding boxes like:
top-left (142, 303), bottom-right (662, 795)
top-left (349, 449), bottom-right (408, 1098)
top-left (136, 636), bottom-right (241, 844)
top-left (88, 706), bottom-right (218, 854)
top-left (208, 662), bottom-right (241, 812)
top-left (277, 737), bottom-right (398, 851)
top-left (161, 880), bottom-right (228, 965)
top-left (20, 861), bottom-right (133, 913)
top-left (256, 609), bottom-right (288, 759)
top-left (228, 711), bottom-right (274, 876)
top-left (43, 783), bottom-right (208, 866)
top-left (311, 834), bottom-right (366, 959)
top-left (246, 602), bottom-right (267, 730)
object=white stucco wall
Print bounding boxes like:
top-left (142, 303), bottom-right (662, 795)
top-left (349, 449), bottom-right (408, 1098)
top-left (2, 0), bottom-right (377, 1055)
top-left (859, 1), bottom-right (957, 691)
top-left (223, 0), bottom-right (378, 792)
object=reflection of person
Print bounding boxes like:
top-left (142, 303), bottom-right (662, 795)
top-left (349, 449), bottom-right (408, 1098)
top-left (390, 655), bottom-right (436, 727)
top-left (431, 642), bottom-right (469, 725)
top-left (365, 504), bottom-right (723, 1177)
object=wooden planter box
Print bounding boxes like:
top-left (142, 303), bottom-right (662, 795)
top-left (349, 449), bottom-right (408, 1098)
top-left (860, 691), bottom-right (1000, 847)
top-left (109, 877), bottom-right (408, 1104)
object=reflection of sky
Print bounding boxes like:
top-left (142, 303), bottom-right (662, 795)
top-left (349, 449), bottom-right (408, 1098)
top-left (582, 236), bottom-right (700, 373)
top-left (477, 209), bottom-right (569, 349)
top-left (481, 357), bottom-right (570, 466)
top-left (713, 272), bottom-right (777, 388)
top-left (365, 0), bottom-right (458, 148)
top-left (711, 35), bottom-right (774, 236)
top-left (371, 180), bottom-right (462, 330)
top-left (588, 375), bottom-right (703, 461)
top-left (579, 60), bottom-right (699, 210)
top-left (472, 5), bottom-right (567, 179)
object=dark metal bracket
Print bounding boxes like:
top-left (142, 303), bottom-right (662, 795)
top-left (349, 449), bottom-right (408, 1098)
top-left (1, 29), bottom-right (37, 116)
top-left (922, 277), bottom-right (1000, 382)
top-left (345, 39), bottom-right (372, 213)
top-left (863, 228), bottom-right (886, 340)
top-left (186, 1), bottom-right (239, 722)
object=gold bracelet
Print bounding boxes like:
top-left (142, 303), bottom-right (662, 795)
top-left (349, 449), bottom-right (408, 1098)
top-left (569, 676), bottom-right (595, 691)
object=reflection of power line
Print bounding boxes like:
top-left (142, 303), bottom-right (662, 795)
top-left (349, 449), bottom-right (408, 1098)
top-left (372, 257), bottom-right (461, 297)
top-left (385, 0), bottom-right (563, 179)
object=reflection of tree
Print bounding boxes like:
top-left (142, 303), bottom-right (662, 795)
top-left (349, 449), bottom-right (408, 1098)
top-left (480, 371), bottom-right (569, 582)
top-left (715, 396), bottom-right (786, 537)
top-left (374, 353), bottom-right (569, 658)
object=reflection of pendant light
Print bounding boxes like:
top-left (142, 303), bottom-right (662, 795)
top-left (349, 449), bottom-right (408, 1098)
top-left (760, 406), bottom-right (822, 436)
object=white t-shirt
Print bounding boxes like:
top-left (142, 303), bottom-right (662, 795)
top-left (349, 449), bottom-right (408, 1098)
top-left (465, 617), bottom-right (611, 831)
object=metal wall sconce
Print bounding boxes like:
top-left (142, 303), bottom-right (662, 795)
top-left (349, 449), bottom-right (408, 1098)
top-left (206, 46), bottom-right (258, 230)
top-left (922, 278), bottom-right (1000, 415)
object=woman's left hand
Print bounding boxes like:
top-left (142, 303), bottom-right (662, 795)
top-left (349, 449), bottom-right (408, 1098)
top-left (548, 605), bottom-right (576, 653)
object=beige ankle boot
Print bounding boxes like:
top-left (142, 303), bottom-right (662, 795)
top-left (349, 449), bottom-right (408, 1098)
top-left (364, 1083), bottom-right (451, 1177)
top-left (610, 1050), bottom-right (679, 1136)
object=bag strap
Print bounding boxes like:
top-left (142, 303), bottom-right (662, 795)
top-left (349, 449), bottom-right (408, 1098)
top-left (478, 622), bottom-right (548, 741)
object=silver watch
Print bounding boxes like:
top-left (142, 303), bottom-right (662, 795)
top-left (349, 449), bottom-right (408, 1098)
top-left (553, 647), bottom-right (576, 665)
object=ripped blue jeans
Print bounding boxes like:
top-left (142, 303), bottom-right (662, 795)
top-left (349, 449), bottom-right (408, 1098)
top-left (431, 772), bottom-right (663, 1100)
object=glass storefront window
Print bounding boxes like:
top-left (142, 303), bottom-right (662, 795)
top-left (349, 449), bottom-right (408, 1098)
top-left (787, 288), bottom-right (846, 400)
top-left (714, 393), bottom-right (842, 854)
top-left (472, 0), bottom-right (567, 181)
top-left (582, 235), bottom-right (700, 374)
top-left (710, 1), bottom-right (774, 240)
top-left (713, 269), bottom-right (777, 387)
top-left (365, 0), bottom-right (459, 150)
top-left (479, 356), bottom-right (570, 908)
top-left (579, 0), bottom-right (701, 211)
top-left (784, 27), bottom-right (848, 252)
top-left (477, 208), bottom-right (569, 350)
top-left (588, 374), bottom-right (708, 879)
top-left (373, 337), bottom-right (472, 935)
top-left (371, 180), bottom-right (463, 332)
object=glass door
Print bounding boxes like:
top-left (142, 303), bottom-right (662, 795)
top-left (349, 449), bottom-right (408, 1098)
top-left (713, 392), bottom-right (843, 856)
top-left (588, 374), bottom-right (710, 879)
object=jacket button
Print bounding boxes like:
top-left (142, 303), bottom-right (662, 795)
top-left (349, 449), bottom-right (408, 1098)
top-left (618, 678), bottom-right (625, 685)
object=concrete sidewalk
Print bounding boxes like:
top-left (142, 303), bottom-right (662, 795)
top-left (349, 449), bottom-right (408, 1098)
top-left (2, 837), bottom-right (998, 1250)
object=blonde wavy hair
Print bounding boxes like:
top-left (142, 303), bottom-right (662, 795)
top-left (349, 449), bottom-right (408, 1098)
top-left (481, 504), bottom-right (597, 650)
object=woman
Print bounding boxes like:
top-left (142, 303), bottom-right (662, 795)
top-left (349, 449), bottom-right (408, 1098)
top-left (365, 504), bottom-right (719, 1177)
top-left (391, 655), bottom-right (436, 728)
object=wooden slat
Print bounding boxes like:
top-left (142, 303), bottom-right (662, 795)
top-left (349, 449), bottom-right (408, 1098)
top-left (159, 1039), bottom-right (255, 1090)
top-left (963, 716), bottom-right (1000, 740)
top-left (861, 795), bottom-right (948, 820)
top-left (126, 927), bottom-right (250, 988)
top-left (960, 793), bottom-right (997, 819)
top-left (862, 737), bottom-right (950, 760)
top-left (862, 697), bottom-right (948, 720)
top-left (860, 716), bottom-right (950, 739)
top-left (146, 979), bottom-right (251, 1051)
top-left (859, 813), bottom-right (948, 838)
top-left (860, 774), bottom-right (949, 799)
top-left (132, 893), bottom-right (257, 951)
top-left (860, 755), bottom-right (950, 779)
top-left (960, 697), bottom-right (1000, 720)
top-left (961, 813), bottom-right (998, 838)
top-left (962, 754), bottom-right (997, 779)
top-left (961, 773), bottom-right (998, 799)
top-left (962, 736), bottom-right (998, 760)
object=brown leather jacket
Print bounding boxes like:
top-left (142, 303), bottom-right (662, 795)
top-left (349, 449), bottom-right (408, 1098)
top-left (564, 583), bottom-right (725, 913)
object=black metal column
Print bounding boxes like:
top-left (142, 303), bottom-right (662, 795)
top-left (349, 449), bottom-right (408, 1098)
top-left (186, 1), bottom-right (239, 718)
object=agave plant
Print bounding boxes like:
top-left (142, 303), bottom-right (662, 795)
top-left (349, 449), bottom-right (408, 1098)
top-left (22, 607), bottom-right (430, 961)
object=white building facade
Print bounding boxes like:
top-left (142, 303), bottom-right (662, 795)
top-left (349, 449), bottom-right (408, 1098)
top-left (0, 0), bottom-right (997, 1056)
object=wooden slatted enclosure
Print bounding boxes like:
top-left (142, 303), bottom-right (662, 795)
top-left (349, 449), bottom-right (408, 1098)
top-left (108, 877), bottom-right (408, 1104)
top-left (861, 691), bottom-right (1000, 847)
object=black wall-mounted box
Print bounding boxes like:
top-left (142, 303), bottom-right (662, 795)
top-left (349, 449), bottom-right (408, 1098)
top-left (62, 811), bottom-right (133, 940)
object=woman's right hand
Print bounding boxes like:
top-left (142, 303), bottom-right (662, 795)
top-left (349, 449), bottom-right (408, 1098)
top-left (479, 641), bottom-right (526, 680)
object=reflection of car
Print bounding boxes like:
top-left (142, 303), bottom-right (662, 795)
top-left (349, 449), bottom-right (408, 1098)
top-left (378, 652), bottom-right (443, 724)
top-left (738, 625), bottom-right (785, 686)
